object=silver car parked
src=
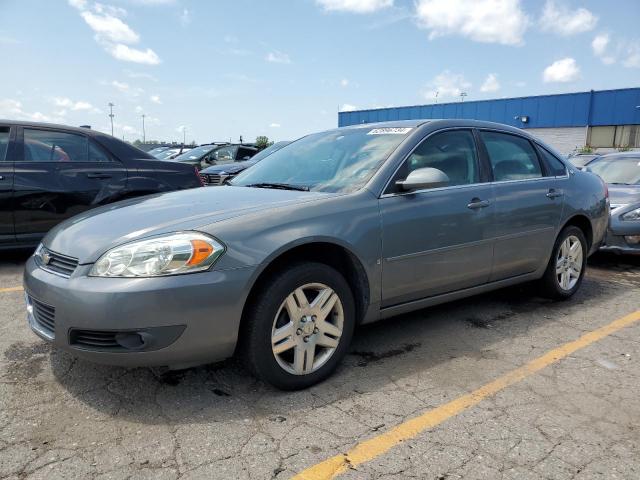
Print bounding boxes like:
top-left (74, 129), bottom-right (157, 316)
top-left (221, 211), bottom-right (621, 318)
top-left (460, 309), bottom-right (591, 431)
top-left (24, 120), bottom-right (609, 390)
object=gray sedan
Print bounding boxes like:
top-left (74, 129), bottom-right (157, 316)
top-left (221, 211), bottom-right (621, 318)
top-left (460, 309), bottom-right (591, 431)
top-left (587, 152), bottom-right (640, 254)
top-left (24, 120), bottom-right (609, 390)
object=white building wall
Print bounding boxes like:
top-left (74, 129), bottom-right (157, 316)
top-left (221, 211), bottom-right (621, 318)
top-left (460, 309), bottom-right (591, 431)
top-left (526, 127), bottom-right (587, 155)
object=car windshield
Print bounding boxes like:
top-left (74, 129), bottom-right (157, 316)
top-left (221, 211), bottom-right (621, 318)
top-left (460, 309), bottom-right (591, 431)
top-left (230, 127), bottom-right (411, 193)
top-left (248, 141), bottom-right (290, 163)
top-left (588, 156), bottom-right (640, 185)
top-left (569, 155), bottom-right (598, 167)
top-left (156, 149), bottom-right (181, 159)
top-left (173, 145), bottom-right (215, 161)
top-left (148, 147), bottom-right (169, 157)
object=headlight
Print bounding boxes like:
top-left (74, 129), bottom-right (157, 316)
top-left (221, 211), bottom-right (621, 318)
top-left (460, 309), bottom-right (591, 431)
top-left (89, 232), bottom-right (225, 277)
top-left (621, 208), bottom-right (640, 221)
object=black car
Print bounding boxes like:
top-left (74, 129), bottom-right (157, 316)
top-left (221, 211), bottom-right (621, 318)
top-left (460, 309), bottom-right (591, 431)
top-left (171, 143), bottom-right (259, 170)
top-left (0, 121), bottom-right (202, 249)
top-left (199, 141), bottom-right (290, 185)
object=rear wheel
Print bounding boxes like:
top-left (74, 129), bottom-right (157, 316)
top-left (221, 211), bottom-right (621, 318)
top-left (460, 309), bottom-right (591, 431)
top-left (242, 262), bottom-right (355, 390)
top-left (539, 226), bottom-right (587, 299)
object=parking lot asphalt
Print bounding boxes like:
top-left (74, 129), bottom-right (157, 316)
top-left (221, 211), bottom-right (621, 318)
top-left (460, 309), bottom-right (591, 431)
top-left (1, 251), bottom-right (639, 480)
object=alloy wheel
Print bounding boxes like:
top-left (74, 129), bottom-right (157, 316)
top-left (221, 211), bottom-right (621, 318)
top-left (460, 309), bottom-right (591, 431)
top-left (555, 235), bottom-right (583, 291)
top-left (271, 283), bottom-right (344, 375)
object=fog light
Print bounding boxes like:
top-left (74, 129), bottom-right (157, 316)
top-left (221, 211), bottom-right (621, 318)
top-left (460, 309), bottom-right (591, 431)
top-left (625, 235), bottom-right (640, 245)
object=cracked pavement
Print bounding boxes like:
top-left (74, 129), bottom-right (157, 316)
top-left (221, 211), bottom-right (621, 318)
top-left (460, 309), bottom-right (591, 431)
top-left (0, 251), bottom-right (639, 479)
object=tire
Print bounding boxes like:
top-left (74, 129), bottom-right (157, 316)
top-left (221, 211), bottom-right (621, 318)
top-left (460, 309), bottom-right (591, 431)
top-left (242, 262), bottom-right (356, 390)
top-left (538, 225), bottom-right (588, 300)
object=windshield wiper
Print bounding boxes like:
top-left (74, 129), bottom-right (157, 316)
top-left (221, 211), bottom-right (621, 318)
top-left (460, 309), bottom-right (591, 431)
top-left (245, 182), bottom-right (310, 191)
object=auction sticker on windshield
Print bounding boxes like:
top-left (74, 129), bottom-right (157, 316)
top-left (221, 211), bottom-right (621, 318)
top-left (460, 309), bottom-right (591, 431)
top-left (367, 127), bottom-right (413, 135)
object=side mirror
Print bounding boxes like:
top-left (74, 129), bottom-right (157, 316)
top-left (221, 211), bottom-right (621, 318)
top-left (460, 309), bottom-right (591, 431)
top-left (396, 167), bottom-right (450, 191)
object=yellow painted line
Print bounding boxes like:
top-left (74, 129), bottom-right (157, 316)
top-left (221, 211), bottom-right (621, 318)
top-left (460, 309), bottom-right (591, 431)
top-left (295, 309), bottom-right (640, 480)
top-left (0, 286), bottom-right (23, 293)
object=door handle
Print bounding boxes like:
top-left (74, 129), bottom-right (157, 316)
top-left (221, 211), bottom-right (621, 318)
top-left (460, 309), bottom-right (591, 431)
top-left (467, 198), bottom-right (491, 209)
top-left (546, 189), bottom-right (563, 199)
top-left (86, 172), bottom-right (112, 179)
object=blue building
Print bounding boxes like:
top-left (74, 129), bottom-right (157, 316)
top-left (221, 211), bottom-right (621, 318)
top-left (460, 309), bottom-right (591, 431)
top-left (338, 88), bottom-right (640, 154)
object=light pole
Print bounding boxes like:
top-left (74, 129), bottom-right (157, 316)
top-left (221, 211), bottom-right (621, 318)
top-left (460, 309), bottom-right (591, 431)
top-left (435, 91), bottom-right (439, 104)
top-left (460, 92), bottom-right (467, 102)
top-left (141, 114), bottom-right (146, 144)
top-left (108, 102), bottom-right (115, 136)
top-left (182, 127), bottom-right (186, 145)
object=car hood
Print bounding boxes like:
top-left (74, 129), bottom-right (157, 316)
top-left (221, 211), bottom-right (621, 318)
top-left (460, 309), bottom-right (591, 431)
top-left (44, 186), bottom-right (331, 264)
top-left (608, 184), bottom-right (640, 207)
top-left (201, 160), bottom-right (257, 174)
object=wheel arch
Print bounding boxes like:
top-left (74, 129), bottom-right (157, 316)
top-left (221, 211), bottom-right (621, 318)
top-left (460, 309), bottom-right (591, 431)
top-left (237, 239), bottom-right (372, 348)
top-left (561, 214), bottom-right (594, 250)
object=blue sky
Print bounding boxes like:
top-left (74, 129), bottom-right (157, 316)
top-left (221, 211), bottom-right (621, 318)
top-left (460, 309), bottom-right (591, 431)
top-left (0, 0), bottom-right (638, 143)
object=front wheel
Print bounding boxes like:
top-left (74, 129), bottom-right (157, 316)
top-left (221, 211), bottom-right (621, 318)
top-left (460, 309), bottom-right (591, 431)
top-left (539, 226), bottom-right (587, 300)
top-left (242, 262), bottom-right (355, 390)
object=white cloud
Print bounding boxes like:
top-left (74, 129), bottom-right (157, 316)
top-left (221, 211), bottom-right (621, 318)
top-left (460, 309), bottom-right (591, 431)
top-left (111, 80), bottom-right (131, 92)
top-left (180, 8), bottom-right (191, 26)
top-left (592, 33), bottom-right (609, 56)
top-left (540, 1), bottom-right (597, 36)
top-left (224, 35), bottom-right (238, 43)
top-left (415, 0), bottom-right (529, 46)
top-left (266, 50), bottom-right (292, 64)
top-left (340, 78), bottom-right (350, 87)
top-left (150, 95), bottom-right (161, 104)
top-left (592, 34), bottom-right (640, 68)
top-left (515, 81), bottom-right (527, 87)
top-left (124, 70), bottom-right (158, 81)
top-left (269, 123), bottom-right (281, 128)
top-left (624, 42), bottom-right (640, 68)
top-left (315, 0), bottom-right (393, 13)
top-left (421, 70), bottom-right (472, 100)
top-left (480, 73), bottom-right (500, 92)
top-left (0, 99), bottom-right (64, 123)
top-left (543, 57), bottom-right (580, 83)
top-left (69, 0), bottom-right (161, 65)
top-left (107, 44), bottom-right (161, 65)
top-left (135, 105), bottom-right (143, 113)
top-left (339, 103), bottom-right (358, 112)
top-left (52, 97), bottom-right (100, 112)
top-left (79, 10), bottom-right (139, 43)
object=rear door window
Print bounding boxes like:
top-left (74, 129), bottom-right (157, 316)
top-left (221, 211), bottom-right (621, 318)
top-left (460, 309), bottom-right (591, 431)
top-left (538, 146), bottom-right (567, 176)
top-left (89, 140), bottom-right (112, 162)
top-left (0, 127), bottom-right (9, 161)
top-left (480, 131), bottom-right (542, 181)
top-left (23, 129), bottom-right (89, 162)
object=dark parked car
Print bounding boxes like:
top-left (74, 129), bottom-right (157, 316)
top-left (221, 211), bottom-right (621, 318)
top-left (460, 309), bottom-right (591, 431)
top-left (200, 141), bottom-right (290, 185)
top-left (0, 121), bottom-right (202, 248)
top-left (24, 120), bottom-right (608, 389)
top-left (172, 143), bottom-right (258, 170)
top-left (587, 151), bottom-right (640, 254)
top-left (567, 153), bottom-right (600, 169)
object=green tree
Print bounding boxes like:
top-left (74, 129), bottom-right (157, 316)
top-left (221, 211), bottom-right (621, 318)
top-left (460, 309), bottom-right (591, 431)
top-left (255, 136), bottom-right (273, 149)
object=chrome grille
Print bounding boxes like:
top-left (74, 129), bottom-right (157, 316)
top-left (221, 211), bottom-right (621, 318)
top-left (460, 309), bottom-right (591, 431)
top-left (30, 297), bottom-right (55, 336)
top-left (38, 249), bottom-right (79, 277)
top-left (201, 173), bottom-right (223, 185)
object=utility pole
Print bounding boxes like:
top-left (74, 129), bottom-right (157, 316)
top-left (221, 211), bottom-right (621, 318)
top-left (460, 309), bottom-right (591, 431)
top-left (141, 114), bottom-right (146, 144)
top-left (108, 103), bottom-right (115, 136)
top-left (182, 127), bottom-right (186, 145)
top-left (460, 92), bottom-right (467, 102)
top-left (435, 91), bottom-right (439, 104)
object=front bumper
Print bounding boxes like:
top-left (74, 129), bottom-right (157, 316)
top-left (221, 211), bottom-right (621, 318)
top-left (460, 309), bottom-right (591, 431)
top-left (599, 233), bottom-right (640, 254)
top-left (23, 256), bottom-right (255, 369)
top-left (600, 209), bottom-right (640, 255)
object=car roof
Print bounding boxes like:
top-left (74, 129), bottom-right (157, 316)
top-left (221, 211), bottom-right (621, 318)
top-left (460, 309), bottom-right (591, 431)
top-left (600, 151), bottom-right (640, 158)
top-left (338, 118), bottom-right (536, 136)
top-left (0, 119), bottom-right (113, 137)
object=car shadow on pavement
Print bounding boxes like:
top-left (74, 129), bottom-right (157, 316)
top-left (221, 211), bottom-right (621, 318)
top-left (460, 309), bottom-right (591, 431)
top-left (44, 264), bottom-right (626, 427)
